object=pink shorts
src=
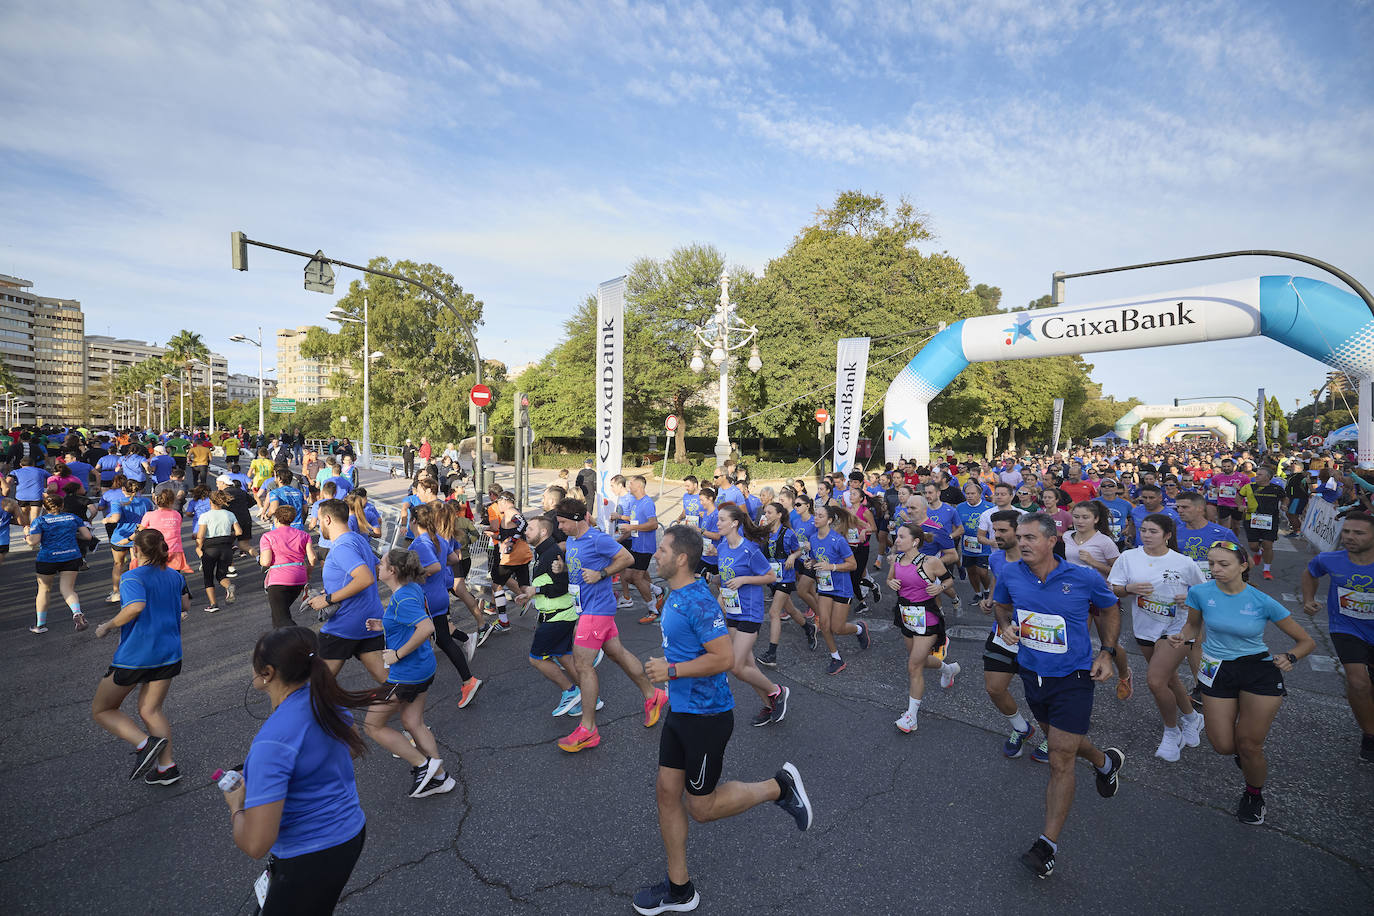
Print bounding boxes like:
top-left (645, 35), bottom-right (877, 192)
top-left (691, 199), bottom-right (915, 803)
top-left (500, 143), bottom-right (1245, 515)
top-left (574, 614), bottom-right (619, 650)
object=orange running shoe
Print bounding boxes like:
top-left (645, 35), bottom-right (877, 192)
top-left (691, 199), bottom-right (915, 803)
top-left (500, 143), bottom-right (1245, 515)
top-left (558, 724), bottom-right (601, 752)
top-left (643, 687), bottom-right (668, 727)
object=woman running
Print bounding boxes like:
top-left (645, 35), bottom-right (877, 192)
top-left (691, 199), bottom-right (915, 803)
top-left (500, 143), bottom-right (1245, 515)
top-left (697, 487), bottom-right (721, 584)
top-left (757, 501), bottom-right (816, 667)
top-left (257, 503), bottom-right (314, 628)
top-left (104, 478), bottom-right (154, 605)
top-left (439, 500), bottom-right (486, 647)
top-left (1108, 513), bottom-right (1205, 762)
top-left (226, 627), bottom-right (370, 912)
top-left (364, 548), bottom-right (457, 799)
top-left (345, 490), bottom-right (380, 542)
top-left (46, 459), bottom-right (86, 496)
top-left (411, 504), bottom-right (483, 708)
top-left (1172, 542), bottom-right (1315, 825)
top-left (489, 492), bottom-right (533, 633)
top-left (1039, 487), bottom-right (1072, 537)
top-left (1064, 499), bottom-right (1132, 698)
top-left (195, 490), bottom-right (243, 614)
top-left (808, 504), bottom-right (868, 675)
top-left (91, 529), bottom-right (188, 786)
top-left (98, 473), bottom-right (128, 544)
top-left (26, 492), bottom-right (93, 633)
top-left (716, 503), bottom-right (789, 726)
top-left (789, 496), bottom-right (822, 647)
top-left (137, 487), bottom-right (193, 575)
top-left (841, 474), bottom-right (879, 610)
top-left (888, 521), bottom-right (959, 733)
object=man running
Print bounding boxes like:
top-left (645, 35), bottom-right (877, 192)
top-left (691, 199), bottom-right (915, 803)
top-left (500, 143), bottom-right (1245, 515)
top-left (1302, 511), bottom-right (1374, 763)
top-left (992, 512), bottom-right (1126, 878)
top-left (618, 476), bottom-right (666, 624)
top-left (633, 526), bottom-right (812, 915)
top-left (1210, 457), bottom-right (1251, 541)
top-left (979, 510), bottom-right (1043, 761)
top-left (1130, 484), bottom-right (1180, 547)
top-left (1241, 466), bottom-right (1285, 580)
top-left (306, 499), bottom-right (388, 685)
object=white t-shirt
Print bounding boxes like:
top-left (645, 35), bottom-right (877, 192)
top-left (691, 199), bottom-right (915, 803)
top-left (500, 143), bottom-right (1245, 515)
top-left (1064, 530), bottom-right (1120, 572)
top-left (977, 504), bottom-right (1027, 537)
top-left (1107, 547), bottom-right (1204, 641)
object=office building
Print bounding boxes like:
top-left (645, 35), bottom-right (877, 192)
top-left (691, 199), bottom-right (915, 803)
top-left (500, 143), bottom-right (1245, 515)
top-left (85, 335), bottom-right (228, 426)
top-left (0, 274), bottom-right (86, 426)
top-left (226, 372), bottom-right (277, 403)
top-left (276, 325), bottom-right (349, 404)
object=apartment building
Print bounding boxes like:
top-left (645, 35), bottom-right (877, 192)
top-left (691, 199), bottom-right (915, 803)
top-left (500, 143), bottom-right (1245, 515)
top-left (0, 274), bottom-right (86, 425)
top-left (276, 325), bottom-right (349, 404)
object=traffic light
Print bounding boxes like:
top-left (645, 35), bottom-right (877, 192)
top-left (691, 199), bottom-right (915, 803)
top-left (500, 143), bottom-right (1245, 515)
top-left (231, 231), bottom-right (248, 271)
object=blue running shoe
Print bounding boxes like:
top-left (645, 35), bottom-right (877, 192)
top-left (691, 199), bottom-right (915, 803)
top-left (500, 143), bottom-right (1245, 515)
top-left (632, 876), bottom-right (699, 915)
top-left (1003, 723), bottom-right (1035, 759)
top-left (1031, 736), bottom-right (1049, 764)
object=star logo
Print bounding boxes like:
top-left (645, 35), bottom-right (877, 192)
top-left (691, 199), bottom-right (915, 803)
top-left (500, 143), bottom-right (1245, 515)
top-left (1003, 314), bottom-right (1036, 346)
top-left (886, 419), bottom-right (909, 441)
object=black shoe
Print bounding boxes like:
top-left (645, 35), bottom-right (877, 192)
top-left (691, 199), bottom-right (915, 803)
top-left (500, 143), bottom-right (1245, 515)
top-left (1020, 837), bottom-right (1055, 878)
top-left (856, 621), bottom-right (870, 651)
top-left (756, 647), bottom-right (778, 668)
top-left (1237, 791), bottom-right (1265, 825)
top-left (129, 736), bottom-right (168, 780)
top-left (751, 703), bottom-right (774, 727)
top-left (769, 685), bottom-right (789, 724)
top-left (1361, 733), bottom-right (1374, 763)
top-left (1190, 684), bottom-right (1204, 712)
top-left (144, 764), bottom-right (181, 785)
top-left (774, 761), bottom-right (812, 830)
top-left (1095, 747), bottom-right (1125, 798)
top-left (632, 876), bottom-right (699, 915)
top-left (804, 621), bottom-right (818, 651)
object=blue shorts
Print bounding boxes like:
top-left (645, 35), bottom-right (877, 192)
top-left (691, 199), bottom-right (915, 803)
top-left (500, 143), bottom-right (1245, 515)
top-left (1020, 669), bottom-right (1095, 735)
top-left (961, 554), bottom-right (989, 568)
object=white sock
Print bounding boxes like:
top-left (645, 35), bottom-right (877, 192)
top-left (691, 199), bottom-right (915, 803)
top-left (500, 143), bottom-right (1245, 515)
top-left (1182, 711), bottom-right (1201, 726)
top-left (1263, 563), bottom-right (1271, 572)
top-left (1007, 712), bottom-right (1029, 732)
top-left (1166, 724), bottom-right (1182, 736)
top-left (830, 651), bottom-right (841, 661)
top-left (907, 696), bottom-right (920, 717)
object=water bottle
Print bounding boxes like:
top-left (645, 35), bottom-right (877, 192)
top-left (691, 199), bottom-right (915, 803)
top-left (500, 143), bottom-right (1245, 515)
top-left (213, 768), bottom-right (243, 792)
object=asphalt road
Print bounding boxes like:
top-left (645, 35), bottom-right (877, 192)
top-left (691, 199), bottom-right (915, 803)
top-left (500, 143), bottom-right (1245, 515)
top-left (1, 475), bottom-right (1370, 915)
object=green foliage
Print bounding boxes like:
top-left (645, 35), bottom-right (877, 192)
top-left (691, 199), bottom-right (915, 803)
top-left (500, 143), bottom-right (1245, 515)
top-left (1258, 395), bottom-right (1288, 444)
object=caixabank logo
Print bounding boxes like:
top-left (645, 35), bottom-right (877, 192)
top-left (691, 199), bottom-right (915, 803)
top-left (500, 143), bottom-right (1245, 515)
top-left (1003, 302), bottom-right (1196, 348)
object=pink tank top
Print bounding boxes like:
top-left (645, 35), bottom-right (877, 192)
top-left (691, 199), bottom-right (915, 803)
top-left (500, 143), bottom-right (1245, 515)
top-left (261, 526), bottom-right (311, 586)
top-left (892, 555), bottom-right (937, 603)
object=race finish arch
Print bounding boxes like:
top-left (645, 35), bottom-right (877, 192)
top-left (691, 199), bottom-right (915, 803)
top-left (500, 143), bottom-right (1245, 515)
top-left (883, 276), bottom-right (1374, 465)
top-left (1149, 417), bottom-right (1237, 444)
top-left (1114, 402), bottom-right (1253, 443)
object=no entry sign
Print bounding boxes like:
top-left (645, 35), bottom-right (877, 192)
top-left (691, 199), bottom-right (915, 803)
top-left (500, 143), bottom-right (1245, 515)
top-left (470, 384), bottom-right (492, 408)
top-left (815, 408), bottom-right (829, 424)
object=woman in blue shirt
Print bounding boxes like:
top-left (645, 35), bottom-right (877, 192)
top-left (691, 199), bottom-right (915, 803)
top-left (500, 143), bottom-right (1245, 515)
top-left (92, 529), bottom-right (189, 787)
top-left (1172, 542), bottom-right (1315, 826)
top-left (758, 501), bottom-right (814, 668)
top-left (364, 548), bottom-right (456, 800)
top-left (223, 626), bottom-right (371, 914)
top-left (716, 503), bottom-right (786, 728)
top-left (103, 478), bottom-right (154, 606)
top-left (26, 492), bottom-right (93, 634)
top-left (696, 488), bottom-right (721, 582)
top-left (808, 504), bottom-right (866, 675)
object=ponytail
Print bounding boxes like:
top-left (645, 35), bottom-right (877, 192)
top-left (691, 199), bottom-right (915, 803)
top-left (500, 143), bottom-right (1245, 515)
top-left (251, 627), bottom-right (373, 758)
top-left (719, 502), bottom-right (768, 547)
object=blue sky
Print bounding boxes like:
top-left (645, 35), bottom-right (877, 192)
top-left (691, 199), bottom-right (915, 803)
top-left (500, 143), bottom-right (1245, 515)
top-left (3, 0), bottom-right (1371, 428)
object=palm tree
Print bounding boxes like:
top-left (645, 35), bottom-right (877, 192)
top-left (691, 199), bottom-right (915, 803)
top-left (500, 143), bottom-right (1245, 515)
top-left (166, 330), bottom-right (210, 429)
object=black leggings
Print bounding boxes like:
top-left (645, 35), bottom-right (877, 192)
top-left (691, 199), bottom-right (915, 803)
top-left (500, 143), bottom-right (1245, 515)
top-left (850, 543), bottom-right (870, 598)
top-left (431, 612), bottom-right (472, 681)
top-left (201, 537), bottom-right (235, 587)
top-left (267, 584), bottom-right (305, 629)
top-left (259, 825), bottom-right (365, 915)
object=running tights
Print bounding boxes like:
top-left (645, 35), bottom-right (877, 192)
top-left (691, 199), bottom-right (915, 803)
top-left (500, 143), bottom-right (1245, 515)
top-left (259, 826), bottom-right (365, 915)
top-left (267, 584), bottom-right (305, 629)
top-left (431, 612), bottom-right (473, 681)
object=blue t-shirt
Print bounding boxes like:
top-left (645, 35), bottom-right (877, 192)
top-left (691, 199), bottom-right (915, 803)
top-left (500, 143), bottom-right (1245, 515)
top-left (1186, 581), bottom-right (1290, 661)
top-left (244, 686), bottom-right (366, 858)
top-left (109, 495), bottom-right (154, 547)
top-left (113, 565), bottom-right (185, 668)
top-left (347, 504), bottom-right (381, 536)
top-left (327, 475), bottom-right (354, 498)
top-left (956, 500), bottom-right (990, 555)
top-left (925, 502), bottom-right (960, 538)
top-left (148, 454), bottom-right (176, 484)
top-left (66, 460), bottom-right (93, 486)
top-left (919, 527), bottom-right (956, 558)
top-left (716, 535), bottom-right (772, 623)
top-left (718, 485), bottom-right (744, 508)
top-left (992, 557), bottom-right (1118, 677)
top-left (268, 485), bottom-right (307, 530)
top-left (185, 497), bottom-right (212, 528)
top-left (30, 511), bottom-right (86, 562)
top-left (764, 526), bottom-right (801, 585)
top-left (9, 466), bottom-right (47, 501)
top-left (383, 582), bottom-right (437, 684)
top-left (1176, 523), bottom-right (1240, 578)
top-left (402, 494), bottom-right (423, 539)
top-left (226, 471), bottom-right (252, 490)
top-left (411, 533), bottom-right (450, 616)
top-left (1096, 497), bottom-right (1134, 542)
top-left (1130, 504), bottom-right (1181, 547)
top-left (1307, 551), bottom-right (1374, 643)
top-left (118, 454), bottom-right (148, 483)
top-left (699, 510), bottom-right (721, 567)
top-left (565, 527), bottom-right (623, 616)
top-left (320, 531), bottom-right (384, 640)
top-left (661, 579), bottom-right (733, 715)
top-left (96, 454), bottom-right (121, 483)
top-left (744, 494), bottom-right (763, 523)
top-left (628, 494), bottom-right (658, 554)
top-left (0, 506), bottom-right (12, 547)
top-left (681, 494), bottom-right (703, 526)
top-left (809, 528), bottom-right (854, 598)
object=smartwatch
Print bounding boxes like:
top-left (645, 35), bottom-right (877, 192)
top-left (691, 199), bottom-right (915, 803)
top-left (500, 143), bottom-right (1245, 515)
top-left (324, 592), bottom-right (334, 605)
top-left (667, 664), bottom-right (678, 680)
top-left (1100, 646), bottom-right (1117, 657)
top-left (1284, 652), bottom-right (1298, 665)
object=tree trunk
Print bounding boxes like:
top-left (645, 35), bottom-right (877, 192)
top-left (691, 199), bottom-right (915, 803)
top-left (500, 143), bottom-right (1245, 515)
top-left (757, 435), bottom-right (764, 458)
top-left (1008, 426), bottom-right (1017, 452)
top-left (673, 392), bottom-right (687, 460)
top-left (985, 429), bottom-right (995, 460)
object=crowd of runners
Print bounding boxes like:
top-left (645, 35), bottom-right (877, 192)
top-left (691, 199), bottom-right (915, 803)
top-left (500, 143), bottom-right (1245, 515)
top-left (4, 423), bottom-right (1372, 912)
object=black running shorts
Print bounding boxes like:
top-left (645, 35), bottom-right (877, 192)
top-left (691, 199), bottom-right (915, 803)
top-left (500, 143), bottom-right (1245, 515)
top-left (659, 709), bottom-right (734, 797)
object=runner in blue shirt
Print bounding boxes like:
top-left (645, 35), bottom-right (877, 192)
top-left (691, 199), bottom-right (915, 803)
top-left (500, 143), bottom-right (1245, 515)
top-left (697, 489), bottom-right (722, 582)
top-left (634, 526), bottom-right (812, 916)
top-left (992, 512), bottom-right (1125, 879)
top-left (0, 496), bottom-right (15, 565)
top-left (92, 529), bottom-right (189, 786)
top-left (957, 481), bottom-right (993, 602)
top-left (6, 456), bottom-right (49, 526)
top-left (1302, 511), bottom-right (1374, 763)
top-left (25, 492), bottom-right (93, 633)
top-left (621, 476), bottom-right (666, 624)
top-left (148, 449), bottom-right (176, 484)
top-left (264, 468), bottom-right (307, 530)
top-left (63, 451), bottom-right (94, 492)
top-left (554, 497), bottom-right (666, 754)
top-left (1130, 485), bottom-right (1180, 547)
top-left (757, 500), bottom-right (814, 667)
top-left (808, 504), bottom-right (867, 675)
top-left (716, 503), bottom-right (787, 727)
top-left (1093, 478), bottom-right (1135, 549)
top-left (306, 500), bottom-right (388, 686)
top-left (740, 481), bottom-right (763, 524)
top-left (362, 549), bottom-right (456, 800)
top-left (680, 477), bottom-right (703, 529)
top-left (1175, 492), bottom-right (1240, 580)
top-left (1177, 541), bottom-right (1314, 824)
top-left (118, 447), bottom-right (151, 491)
top-left (104, 479), bottom-right (154, 605)
top-left (96, 451), bottom-right (122, 487)
top-left (979, 510), bottom-right (1046, 760)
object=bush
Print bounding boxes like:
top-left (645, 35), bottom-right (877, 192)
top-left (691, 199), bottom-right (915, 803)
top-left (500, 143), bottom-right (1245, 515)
top-left (532, 454), bottom-right (592, 469)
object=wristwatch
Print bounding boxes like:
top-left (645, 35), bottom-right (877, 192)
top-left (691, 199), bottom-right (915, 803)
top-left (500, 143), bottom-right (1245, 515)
top-left (324, 592), bottom-right (334, 605)
top-left (1285, 652), bottom-right (1298, 665)
top-left (1099, 646), bottom-right (1117, 657)
top-left (667, 664), bottom-right (678, 680)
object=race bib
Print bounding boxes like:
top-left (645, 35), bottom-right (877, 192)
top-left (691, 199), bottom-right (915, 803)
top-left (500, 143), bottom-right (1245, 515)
top-left (1016, 609), bottom-right (1068, 654)
top-left (721, 587), bottom-right (741, 615)
top-left (569, 583), bottom-right (581, 611)
top-left (1336, 587), bottom-right (1374, 620)
top-left (1195, 559), bottom-right (1212, 580)
top-left (1137, 594), bottom-right (1177, 618)
top-left (1197, 654), bottom-right (1222, 687)
top-left (962, 535), bottom-right (981, 554)
top-left (703, 540), bottom-right (716, 557)
top-left (1109, 521), bottom-right (1122, 539)
top-left (685, 514), bottom-right (700, 528)
top-left (992, 628), bottom-right (1020, 654)
top-left (1219, 485), bottom-right (1236, 499)
top-left (254, 870), bottom-right (270, 908)
top-left (847, 527), bottom-right (860, 545)
top-left (899, 601), bottom-right (928, 634)
top-left (1249, 513), bottom-right (1273, 531)
top-left (768, 561), bottom-right (783, 579)
top-left (817, 569), bottom-right (834, 592)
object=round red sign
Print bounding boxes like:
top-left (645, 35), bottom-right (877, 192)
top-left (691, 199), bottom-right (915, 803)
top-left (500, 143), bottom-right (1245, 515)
top-left (815, 408), bottom-right (829, 424)
top-left (470, 384), bottom-right (492, 407)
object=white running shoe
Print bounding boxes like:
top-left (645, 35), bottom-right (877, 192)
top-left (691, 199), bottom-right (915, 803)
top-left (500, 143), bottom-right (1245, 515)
top-left (1180, 714), bottom-right (1203, 748)
top-left (616, 596), bottom-right (635, 609)
top-left (895, 711), bottom-right (917, 733)
top-left (1155, 728), bottom-right (1183, 763)
top-left (940, 661), bottom-right (960, 689)
top-left (225, 582), bottom-right (236, 603)
top-left (460, 632), bottom-right (476, 663)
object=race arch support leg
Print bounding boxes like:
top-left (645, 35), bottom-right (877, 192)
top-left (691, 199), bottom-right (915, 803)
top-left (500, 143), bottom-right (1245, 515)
top-left (883, 321), bottom-right (969, 466)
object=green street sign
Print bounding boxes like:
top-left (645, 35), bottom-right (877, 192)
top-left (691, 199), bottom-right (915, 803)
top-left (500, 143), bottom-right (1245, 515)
top-left (270, 397), bottom-right (297, 414)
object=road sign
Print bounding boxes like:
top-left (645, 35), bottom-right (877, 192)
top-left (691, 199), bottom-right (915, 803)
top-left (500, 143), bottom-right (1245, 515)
top-left (269, 397), bottom-right (296, 414)
top-left (304, 251), bottom-right (335, 294)
top-left (470, 384), bottom-right (492, 408)
top-left (1306, 435), bottom-right (1324, 446)
top-left (665, 414), bottom-right (679, 432)
top-left (815, 408), bottom-right (829, 424)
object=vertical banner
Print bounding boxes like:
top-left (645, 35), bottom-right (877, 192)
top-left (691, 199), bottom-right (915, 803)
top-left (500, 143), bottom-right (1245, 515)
top-left (595, 277), bottom-right (625, 531)
top-left (833, 337), bottom-right (870, 474)
top-left (1051, 398), bottom-right (1065, 454)
top-left (1257, 387), bottom-right (1267, 452)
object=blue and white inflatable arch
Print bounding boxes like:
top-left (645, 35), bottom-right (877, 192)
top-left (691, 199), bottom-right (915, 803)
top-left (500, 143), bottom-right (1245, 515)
top-left (883, 276), bottom-right (1374, 464)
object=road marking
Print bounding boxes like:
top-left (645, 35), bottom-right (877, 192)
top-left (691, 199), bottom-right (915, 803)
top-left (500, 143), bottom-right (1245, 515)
top-left (1273, 538), bottom-right (1297, 553)
top-left (1309, 655), bottom-right (1341, 673)
top-left (1282, 593), bottom-right (1299, 604)
top-left (948, 625), bottom-right (988, 641)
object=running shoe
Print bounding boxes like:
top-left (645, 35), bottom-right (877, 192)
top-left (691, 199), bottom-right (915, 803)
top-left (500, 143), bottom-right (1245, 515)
top-left (826, 657), bottom-right (846, 675)
top-left (632, 877), bottom-right (699, 915)
top-left (225, 566), bottom-right (237, 578)
top-left (552, 687), bottom-right (581, 717)
top-left (144, 764), bottom-right (181, 786)
top-left (856, 621), bottom-right (870, 650)
top-left (482, 601), bottom-right (498, 616)
top-left (1236, 791), bottom-right (1264, 825)
top-left (852, 598), bottom-right (866, 617)
top-left (226, 582), bottom-right (236, 603)
top-left (460, 631), bottom-right (476, 663)
top-left (1020, 837), bottom-right (1055, 879)
top-left (1155, 729), bottom-right (1182, 763)
top-left (204, 605), bottom-right (221, 614)
top-left (28, 625), bottom-right (48, 635)
top-left (458, 677), bottom-right (483, 709)
top-left (129, 736), bottom-right (168, 780)
top-left (895, 711), bottom-right (917, 733)
top-left (493, 619), bottom-right (511, 634)
top-left (1362, 733), bottom-right (1374, 763)
top-left (565, 697), bottom-right (604, 716)
top-left (518, 598), bottom-right (530, 617)
top-left (1003, 723), bottom-right (1034, 758)
top-left (643, 688), bottom-right (668, 727)
top-left (1095, 747), bottom-right (1126, 798)
top-left (1180, 714), bottom-right (1204, 749)
top-left (1190, 684), bottom-right (1204, 712)
top-left (940, 661), bottom-right (960, 689)
top-left (105, 592), bottom-right (120, 604)
top-left (558, 724), bottom-right (601, 752)
top-left (475, 623), bottom-right (495, 647)
top-left (756, 646), bottom-right (778, 668)
top-left (773, 762), bottom-right (813, 830)
top-left (868, 580), bottom-right (883, 604)
top-left (654, 588), bottom-right (667, 613)
top-left (412, 770), bottom-right (457, 799)
top-left (769, 686), bottom-right (789, 724)
top-left (638, 610), bottom-right (660, 625)
top-left (1261, 570), bottom-right (1273, 580)
top-left (752, 702), bottom-right (775, 727)
top-left (73, 613), bottom-right (88, 632)
top-left (617, 596), bottom-right (635, 610)
top-left (593, 649), bottom-right (604, 667)
top-left (408, 757), bottom-right (444, 797)
top-left (804, 621), bottom-right (818, 651)
top-left (1030, 737), bottom-right (1049, 764)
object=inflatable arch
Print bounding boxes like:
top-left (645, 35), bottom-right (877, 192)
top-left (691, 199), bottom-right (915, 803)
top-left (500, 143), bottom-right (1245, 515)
top-left (1115, 402), bottom-right (1253, 442)
top-left (1147, 416), bottom-right (1237, 445)
top-left (883, 276), bottom-right (1374, 464)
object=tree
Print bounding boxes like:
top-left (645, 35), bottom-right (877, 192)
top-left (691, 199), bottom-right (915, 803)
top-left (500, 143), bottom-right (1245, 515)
top-left (163, 330), bottom-right (210, 428)
top-left (1258, 394), bottom-right (1288, 446)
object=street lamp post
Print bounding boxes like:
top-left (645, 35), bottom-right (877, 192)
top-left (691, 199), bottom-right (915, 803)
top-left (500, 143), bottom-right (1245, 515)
top-left (228, 327), bottom-right (265, 435)
top-left (328, 297), bottom-right (375, 469)
top-left (689, 271), bottom-right (761, 465)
